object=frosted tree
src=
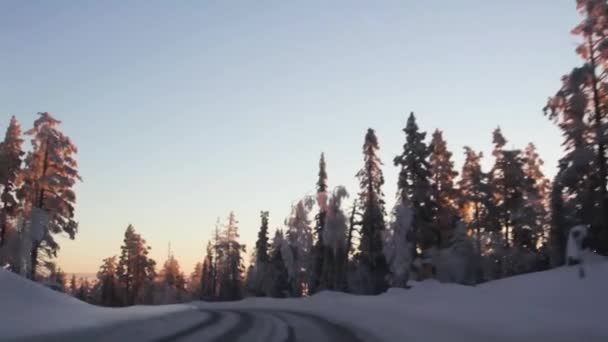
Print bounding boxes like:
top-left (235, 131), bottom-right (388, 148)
top-left (321, 186), bottom-right (349, 290)
top-left (117, 225), bottom-right (156, 305)
top-left (545, 0), bottom-right (608, 258)
top-left (200, 241), bottom-right (215, 299)
top-left (458, 147), bottom-right (491, 254)
top-left (284, 197), bottom-right (314, 296)
top-left (95, 256), bottom-right (121, 306)
top-left (394, 113), bottom-right (436, 253)
top-left (429, 129), bottom-right (459, 247)
top-left (356, 128), bottom-right (389, 294)
top-left (188, 262), bottom-right (203, 300)
top-left (256, 211), bottom-right (270, 264)
top-left (429, 129), bottom-right (458, 212)
top-left (268, 229), bottom-right (290, 297)
top-left (310, 153), bottom-right (328, 294)
top-left (434, 220), bottom-right (478, 285)
top-left (0, 116), bottom-right (24, 250)
top-left (18, 113), bottom-right (81, 280)
top-left (384, 200), bottom-right (414, 288)
top-left (519, 143), bottom-right (551, 251)
top-left (216, 212), bottom-right (245, 301)
top-left (157, 254), bottom-right (187, 304)
top-left (249, 211), bottom-right (270, 296)
top-left (489, 128), bottom-right (528, 248)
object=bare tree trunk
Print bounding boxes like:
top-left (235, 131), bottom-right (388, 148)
top-left (475, 202), bottom-right (481, 253)
top-left (29, 240), bottom-right (40, 280)
top-left (0, 211), bottom-right (7, 247)
top-left (346, 200), bottom-right (357, 262)
top-left (29, 138), bottom-right (51, 279)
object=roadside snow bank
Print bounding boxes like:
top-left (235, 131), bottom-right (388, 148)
top-left (195, 261), bottom-right (608, 341)
top-left (0, 270), bottom-right (193, 340)
top-left (2, 261), bottom-right (606, 341)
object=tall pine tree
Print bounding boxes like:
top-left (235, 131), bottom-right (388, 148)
top-left (18, 113), bottom-right (81, 280)
top-left (310, 153), bottom-right (328, 294)
top-left (489, 128), bottom-right (528, 249)
top-left (200, 241), bottom-right (215, 300)
top-left (216, 212), bottom-right (245, 301)
top-left (458, 147), bottom-right (491, 254)
top-left (545, 0), bottom-right (608, 258)
top-left (394, 113), bottom-right (436, 254)
top-left (117, 225), bottom-right (156, 305)
top-left (0, 116), bottom-right (24, 248)
top-left (321, 186), bottom-right (349, 291)
top-left (429, 129), bottom-right (458, 247)
top-left (356, 128), bottom-right (389, 294)
top-left (256, 211), bottom-right (270, 265)
top-left (96, 256), bottom-right (121, 306)
top-left (268, 229), bottom-right (290, 297)
top-left (519, 143), bottom-right (551, 251)
top-left (285, 197), bottom-right (314, 296)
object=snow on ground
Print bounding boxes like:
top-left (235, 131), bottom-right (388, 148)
top-left (0, 270), bottom-right (194, 340)
top-left (2, 261), bottom-right (607, 341)
top-left (198, 260), bottom-right (608, 341)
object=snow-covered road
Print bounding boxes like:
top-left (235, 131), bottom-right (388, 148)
top-left (4, 261), bottom-right (608, 342)
top-left (16, 308), bottom-right (369, 342)
top-left (156, 309), bottom-right (367, 342)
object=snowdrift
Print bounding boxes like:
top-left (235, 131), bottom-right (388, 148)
top-left (0, 270), bottom-right (194, 340)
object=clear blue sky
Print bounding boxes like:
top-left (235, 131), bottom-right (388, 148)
top-left (0, 0), bottom-right (580, 274)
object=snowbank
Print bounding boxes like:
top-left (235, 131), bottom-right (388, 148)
top-left (195, 261), bottom-right (608, 341)
top-left (1, 262), bottom-right (607, 341)
top-left (0, 270), bottom-right (193, 340)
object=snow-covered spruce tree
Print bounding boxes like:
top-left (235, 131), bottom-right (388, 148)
top-left (394, 113), bottom-right (436, 254)
top-left (69, 274), bottom-right (78, 295)
top-left (383, 200), bottom-right (414, 288)
top-left (256, 211), bottom-right (270, 265)
top-left (545, 0), bottom-right (608, 257)
top-left (216, 212), bottom-right (245, 301)
top-left (429, 129), bottom-right (459, 247)
top-left (355, 128), bottom-right (389, 295)
top-left (17, 113), bottom-right (81, 280)
top-left (95, 256), bottom-right (121, 306)
top-left (458, 147), bottom-right (491, 255)
top-left (489, 128), bottom-right (528, 249)
top-left (310, 153), bottom-right (328, 294)
top-left (284, 197), bottom-right (314, 296)
top-left (157, 254), bottom-right (187, 304)
top-left (117, 224), bottom-right (156, 306)
top-left (249, 210), bottom-right (270, 296)
top-left (188, 262), bottom-right (203, 300)
top-left (200, 241), bottom-right (215, 300)
top-left (519, 143), bottom-right (551, 253)
top-left (321, 186), bottom-right (349, 291)
top-left (545, 59), bottom-right (604, 265)
top-left (268, 229), bottom-right (290, 297)
top-left (0, 116), bottom-right (24, 250)
top-left (433, 219), bottom-right (478, 285)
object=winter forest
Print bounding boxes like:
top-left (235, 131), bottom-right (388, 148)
top-left (2, 1), bottom-right (608, 307)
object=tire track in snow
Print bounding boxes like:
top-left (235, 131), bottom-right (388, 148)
top-left (208, 311), bottom-right (254, 342)
top-left (266, 312), bottom-right (296, 342)
top-left (267, 310), bottom-right (367, 342)
top-left (153, 310), bottom-right (221, 342)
